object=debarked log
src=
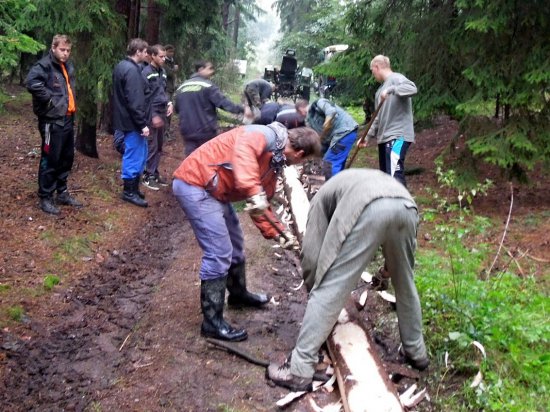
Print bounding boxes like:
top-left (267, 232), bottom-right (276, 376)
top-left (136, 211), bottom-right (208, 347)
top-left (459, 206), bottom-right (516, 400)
top-left (327, 304), bottom-right (403, 412)
top-left (282, 166), bottom-right (310, 241)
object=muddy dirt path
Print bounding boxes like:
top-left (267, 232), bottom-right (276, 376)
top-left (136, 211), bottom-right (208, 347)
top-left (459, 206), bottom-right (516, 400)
top-left (1, 87), bottom-right (548, 411)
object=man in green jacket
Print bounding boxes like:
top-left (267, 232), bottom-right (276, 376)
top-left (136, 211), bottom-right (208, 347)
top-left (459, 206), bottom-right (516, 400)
top-left (267, 169), bottom-right (429, 391)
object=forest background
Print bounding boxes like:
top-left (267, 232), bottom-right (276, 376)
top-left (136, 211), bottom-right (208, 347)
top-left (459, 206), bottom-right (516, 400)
top-left (1, 1), bottom-right (549, 411)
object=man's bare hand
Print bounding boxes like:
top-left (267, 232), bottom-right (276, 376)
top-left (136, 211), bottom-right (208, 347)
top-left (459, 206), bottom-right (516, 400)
top-left (141, 126), bottom-right (150, 137)
top-left (152, 115), bottom-right (164, 128)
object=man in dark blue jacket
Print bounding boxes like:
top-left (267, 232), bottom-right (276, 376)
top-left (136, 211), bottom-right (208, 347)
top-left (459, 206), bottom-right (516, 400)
top-left (175, 61), bottom-right (244, 156)
top-left (26, 34), bottom-right (82, 215)
top-left (112, 38), bottom-right (152, 207)
top-left (141, 44), bottom-right (173, 190)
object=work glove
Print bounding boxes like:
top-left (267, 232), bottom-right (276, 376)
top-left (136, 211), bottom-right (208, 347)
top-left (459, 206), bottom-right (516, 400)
top-left (276, 231), bottom-right (300, 250)
top-left (244, 191), bottom-right (269, 216)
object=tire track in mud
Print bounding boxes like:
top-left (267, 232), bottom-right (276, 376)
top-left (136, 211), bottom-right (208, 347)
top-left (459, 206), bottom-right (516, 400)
top-left (0, 202), bottom-right (188, 411)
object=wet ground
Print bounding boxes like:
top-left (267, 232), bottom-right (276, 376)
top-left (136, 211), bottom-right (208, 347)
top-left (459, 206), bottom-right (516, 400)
top-left (1, 87), bottom-right (548, 411)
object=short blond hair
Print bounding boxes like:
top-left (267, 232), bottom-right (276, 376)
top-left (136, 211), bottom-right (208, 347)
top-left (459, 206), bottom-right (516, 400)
top-left (52, 34), bottom-right (71, 47)
top-left (370, 55), bottom-right (390, 70)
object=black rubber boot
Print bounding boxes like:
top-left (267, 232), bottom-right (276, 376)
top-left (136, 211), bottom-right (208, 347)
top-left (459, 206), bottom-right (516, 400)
top-left (227, 261), bottom-right (270, 308)
top-left (56, 191), bottom-right (83, 207)
top-left (122, 178), bottom-right (148, 207)
top-left (200, 277), bottom-right (248, 342)
top-left (40, 197), bottom-right (60, 215)
top-left (136, 175), bottom-right (146, 199)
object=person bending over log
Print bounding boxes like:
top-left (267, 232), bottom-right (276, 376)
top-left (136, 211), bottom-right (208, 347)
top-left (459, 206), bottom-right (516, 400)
top-left (172, 123), bottom-right (321, 342)
top-left (267, 169), bottom-right (429, 391)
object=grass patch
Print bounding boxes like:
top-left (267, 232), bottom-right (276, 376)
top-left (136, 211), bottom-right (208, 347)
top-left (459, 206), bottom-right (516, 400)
top-left (232, 200), bottom-right (247, 213)
top-left (43, 274), bottom-right (60, 290)
top-left (0, 284), bottom-right (10, 293)
top-left (6, 305), bottom-right (25, 322)
top-left (343, 104), bottom-right (365, 125)
top-left (54, 233), bottom-right (100, 263)
top-left (416, 215), bottom-right (550, 411)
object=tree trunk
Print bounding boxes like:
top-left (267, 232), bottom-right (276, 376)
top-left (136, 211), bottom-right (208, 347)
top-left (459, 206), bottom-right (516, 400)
top-left (504, 103), bottom-right (510, 120)
top-left (76, 120), bottom-right (99, 158)
top-left (232, 8), bottom-right (240, 49)
top-left (145, 0), bottom-right (161, 44)
top-left (74, 31), bottom-right (99, 158)
top-left (128, 0), bottom-right (141, 39)
top-left (222, 1), bottom-right (231, 34)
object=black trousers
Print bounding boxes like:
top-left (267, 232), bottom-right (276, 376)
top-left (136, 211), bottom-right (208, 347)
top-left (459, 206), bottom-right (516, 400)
top-left (378, 138), bottom-right (411, 187)
top-left (37, 116), bottom-right (75, 198)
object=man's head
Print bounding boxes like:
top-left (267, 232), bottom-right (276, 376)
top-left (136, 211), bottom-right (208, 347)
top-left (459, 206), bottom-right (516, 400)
top-left (295, 99), bottom-right (309, 117)
top-left (51, 34), bottom-right (72, 63)
top-left (195, 60), bottom-right (215, 79)
top-left (150, 44), bottom-right (166, 68)
top-left (127, 38), bottom-right (149, 63)
top-left (370, 55), bottom-right (392, 83)
top-left (164, 44), bottom-right (175, 58)
top-left (284, 127), bottom-right (321, 165)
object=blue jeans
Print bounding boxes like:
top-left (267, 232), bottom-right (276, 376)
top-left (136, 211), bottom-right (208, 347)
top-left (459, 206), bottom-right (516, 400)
top-left (121, 131), bottom-right (148, 179)
top-left (172, 179), bottom-right (245, 280)
top-left (323, 130), bottom-right (357, 180)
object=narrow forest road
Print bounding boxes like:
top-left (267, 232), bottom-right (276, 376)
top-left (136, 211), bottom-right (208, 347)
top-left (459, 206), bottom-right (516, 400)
top-left (0, 89), bottom-right (347, 411)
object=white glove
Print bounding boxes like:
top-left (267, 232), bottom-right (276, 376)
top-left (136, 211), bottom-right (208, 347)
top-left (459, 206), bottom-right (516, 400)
top-left (276, 231), bottom-right (299, 250)
top-left (244, 191), bottom-right (269, 216)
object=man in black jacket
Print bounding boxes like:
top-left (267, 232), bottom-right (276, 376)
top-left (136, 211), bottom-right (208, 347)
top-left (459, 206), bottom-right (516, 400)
top-left (175, 61), bottom-right (244, 156)
top-left (112, 38), bottom-right (152, 207)
top-left (26, 34), bottom-right (82, 215)
top-left (141, 44), bottom-right (173, 190)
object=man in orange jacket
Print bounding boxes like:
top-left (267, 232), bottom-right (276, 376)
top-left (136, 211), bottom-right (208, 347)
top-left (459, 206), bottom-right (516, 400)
top-left (173, 122), bottom-right (320, 341)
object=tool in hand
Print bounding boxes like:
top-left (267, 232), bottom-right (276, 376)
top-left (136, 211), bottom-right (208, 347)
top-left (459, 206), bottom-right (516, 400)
top-left (263, 212), bottom-right (291, 242)
top-left (345, 99), bottom-right (385, 169)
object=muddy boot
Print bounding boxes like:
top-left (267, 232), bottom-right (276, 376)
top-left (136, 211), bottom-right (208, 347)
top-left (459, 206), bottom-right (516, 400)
top-left (136, 175), bottom-right (146, 199)
top-left (56, 190), bottom-right (83, 207)
top-left (267, 357), bottom-right (313, 392)
top-left (227, 261), bottom-right (270, 308)
top-left (40, 196), bottom-right (60, 215)
top-left (399, 346), bottom-right (430, 371)
top-left (200, 277), bottom-right (247, 342)
top-left (122, 178), bottom-right (148, 208)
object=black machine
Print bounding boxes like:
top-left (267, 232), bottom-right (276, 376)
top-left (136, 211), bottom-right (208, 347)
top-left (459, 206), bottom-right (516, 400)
top-left (264, 49), bottom-right (312, 101)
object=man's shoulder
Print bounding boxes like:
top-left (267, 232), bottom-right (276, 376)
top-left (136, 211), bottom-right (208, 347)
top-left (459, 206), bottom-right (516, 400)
top-left (32, 53), bottom-right (54, 70)
top-left (179, 76), bottom-right (214, 92)
top-left (115, 59), bottom-right (140, 76)
top-left (141, 64), bottom-right (154, 75)
top-left (387, 72), bottom-right (410, 83)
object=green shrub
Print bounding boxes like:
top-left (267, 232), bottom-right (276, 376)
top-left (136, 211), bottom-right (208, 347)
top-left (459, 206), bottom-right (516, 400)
top-left (417, 217), bottom-right (549, 411)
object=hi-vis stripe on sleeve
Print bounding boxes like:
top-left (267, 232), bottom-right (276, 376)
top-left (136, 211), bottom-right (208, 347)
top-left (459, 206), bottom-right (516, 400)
top-left (146, 72), bottom-right (160, 80)
top-left (176, 80), bottom-right (212, 93)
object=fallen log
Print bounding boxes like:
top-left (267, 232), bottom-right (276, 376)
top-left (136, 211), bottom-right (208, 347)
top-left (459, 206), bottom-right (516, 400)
top-left (281, 166), bottom-right (404, 412)
top-left (282, 166), bottom-right (310, 240)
